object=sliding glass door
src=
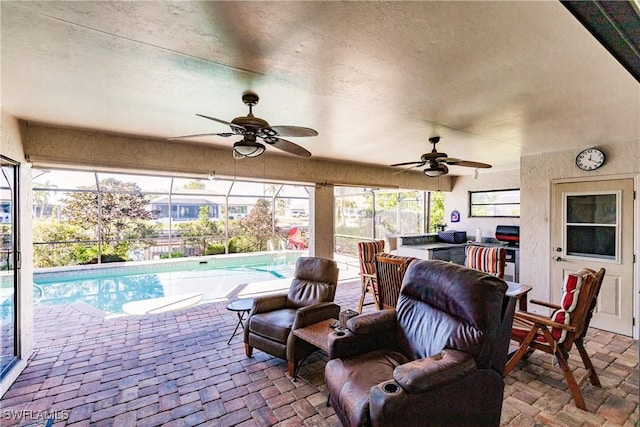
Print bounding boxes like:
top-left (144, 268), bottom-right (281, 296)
top-left (0, 157), bottom-right (19, 379)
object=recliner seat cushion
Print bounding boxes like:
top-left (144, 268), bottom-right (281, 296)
top-left (248, 308), bottom-right (297, 343)
top-left (326, 350), bottom-right (410, 427)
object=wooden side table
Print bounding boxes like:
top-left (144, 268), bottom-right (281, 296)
top-left (290, 318), bottom-right (339, 377)
top-left (506, 281), bottom-right (533, 311)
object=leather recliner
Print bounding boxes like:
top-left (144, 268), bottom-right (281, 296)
top-left (325, 259), bottom-right (515, 427)
top-left (244, 256), bottom-right (340, 377)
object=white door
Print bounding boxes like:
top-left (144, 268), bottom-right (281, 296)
top-left (552, 179), bottom-right (634, 336)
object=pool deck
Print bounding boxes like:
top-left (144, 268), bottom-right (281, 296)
top-left (1, 278), bottom-right (638, 426)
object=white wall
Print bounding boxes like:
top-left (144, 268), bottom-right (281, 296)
top-left (444, 169), bottom-right (520, 240)
top-left (520, 140), bottom-right (639, 320)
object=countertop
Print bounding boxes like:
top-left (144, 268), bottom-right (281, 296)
top-left (399, 242), bottom-right (467, 251)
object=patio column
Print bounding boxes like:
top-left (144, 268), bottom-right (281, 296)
top-left (309, 185), bottom-right (334, 259)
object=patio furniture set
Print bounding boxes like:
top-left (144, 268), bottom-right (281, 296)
top-left (225, 240), bottom-right (606, 426)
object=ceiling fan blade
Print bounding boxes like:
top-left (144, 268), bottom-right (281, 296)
top-left (443, 158), bottom-right (492, 168)
top-left (392, 164), bottom-right (424, 175)
top-left (268, 125), bottom-right (318, 137)
top-left (196, 114), bottom-right (246, 132)
top-left (168, 132), bottom-right (234, 140)
top-left (264, 137), bottom-right (311, 157)
top-left (390, 161), bottom-right (426, 167)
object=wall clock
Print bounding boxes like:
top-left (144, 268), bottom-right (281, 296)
top-left (575, 148), bottom-right (605, 171)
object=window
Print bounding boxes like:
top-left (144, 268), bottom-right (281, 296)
top-left (469, 189), bottom-right (520, 217)
top-left (565, 192), bottom-right (618, 260)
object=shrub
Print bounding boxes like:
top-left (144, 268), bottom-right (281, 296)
top-left (205, 243), bottom-right (226, 255)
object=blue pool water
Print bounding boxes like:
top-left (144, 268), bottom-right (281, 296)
top-left (17, 254), bottom-right (302, 316)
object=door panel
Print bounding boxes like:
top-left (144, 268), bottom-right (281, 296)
top-left (552, 179), bottom-right (634, 336)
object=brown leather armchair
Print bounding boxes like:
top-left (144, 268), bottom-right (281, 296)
top-left (325, 260), bottom-right (515, 427)
top-left (244, 256), bottom-right (340, 377)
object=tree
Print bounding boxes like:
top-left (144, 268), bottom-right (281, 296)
top-left (62, 178), bottom-right (153, 241)
top-left (32, 219), bottom-right (89, 267)
top-left (177, 206), bottom-right (223, 256)
top-left (60, 178), bottom-right (159, 260)
top-left (429, 191), bottom-right (445, 231)
top-left (182, 180), bottom-right (206, 190)
top-left (233, 199), bottom-right (275, 251)
top-left (33, 179), bottom-right (58, 218)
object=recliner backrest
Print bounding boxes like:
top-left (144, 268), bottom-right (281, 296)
top-left (395, 260), bottom-right (508, 369)
top-left (287, 256), bottom-right (339, 308)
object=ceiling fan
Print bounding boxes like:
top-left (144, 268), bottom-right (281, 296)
top-left (170, 91), bottom-right (317, 159)
top-left (391, 136), bottom-right (492, 177)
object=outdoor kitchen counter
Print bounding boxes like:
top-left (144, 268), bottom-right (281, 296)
top-left (397, 242), bottom-right (467, 264)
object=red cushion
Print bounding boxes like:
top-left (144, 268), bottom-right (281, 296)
top-left (560, 273), bottom-right (583, 311)
top-left (549, 309), bottom-right (571, 343)
top-left (512, 273), bottom-right (584, 345)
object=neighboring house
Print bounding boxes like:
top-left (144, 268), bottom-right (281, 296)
top-left (150, 196), bottom-right (219, 221)
top-left (150, 196), bottom-right (254, 221)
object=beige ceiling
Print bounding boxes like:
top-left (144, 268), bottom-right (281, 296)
top-left (2, 1), bottom-right (639, 176)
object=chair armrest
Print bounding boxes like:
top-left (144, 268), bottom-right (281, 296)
top-left (348, 309), bottom-right (397, 335)
top-left (292, 302), bottom-right (341, 329)
top-left (327, 310), bottom-right (398, 360)
top-left (529, 299), bottom-right (561, 310)
top-left (393, 350), bottom-right (477, 393)
top-left (514, 311), bottom-right (577, 333)
top-left (250, 293), bottom-right (288, 315)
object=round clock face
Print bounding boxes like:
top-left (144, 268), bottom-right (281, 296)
top-left (576, 148), bottom-right (605, 171)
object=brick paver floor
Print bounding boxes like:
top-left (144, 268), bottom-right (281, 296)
top-left (1, 279), bottom-right (637, 426)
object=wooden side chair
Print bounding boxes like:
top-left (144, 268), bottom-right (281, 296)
top-left (505, 267), bottom-right (606, 411)
top-left (356, 240), bottom-right (385, 312)
top-left (374, 253), bottom-right (415, 309)
top-left (465, 245), bottom-right (506, 279)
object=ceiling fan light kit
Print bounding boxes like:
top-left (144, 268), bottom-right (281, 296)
top-left (423, 163), bottom-right (449, 177)
top-left (170, 91), bottom-right (316, 159)
top-left (233, 140), bottom-right (265, 158)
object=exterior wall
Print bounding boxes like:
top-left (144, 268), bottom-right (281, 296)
top-left (520, 140), bottom-right (639, 317)
top-left (444, 169), bottom-right (520, 239)
top-left (0, 111), bottom-right (34, 396)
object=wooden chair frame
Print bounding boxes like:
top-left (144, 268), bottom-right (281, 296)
top-left (505, 268), bottom-right (605, 411)
top-left (356, 240), bottom-right (385, 312)
top-left (375, 254), bottom-right (414, 310)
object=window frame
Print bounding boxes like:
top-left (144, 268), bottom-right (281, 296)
top-left (468, 188), bottom-right (520, 218)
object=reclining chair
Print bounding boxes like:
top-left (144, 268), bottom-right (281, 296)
top-left (325, 260), bottom-right (514, 427)
top-left (244, 256), bottom-right (340, 377)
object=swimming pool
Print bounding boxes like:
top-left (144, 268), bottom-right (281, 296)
top-left (28, 251), bottom-right (303, 316)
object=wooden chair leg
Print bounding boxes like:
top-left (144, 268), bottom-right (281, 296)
top-left (287, 361), bottom-right (296, 378)
top-left (357, 280), bottom-right (368, 313)
top-left (505, 327), bottom-right (538, 375)
top-left (245, 343), bottom-right (253, 357)
top-left (542, 329), bottom-right (587, 411)
top-left (575, 340), bottom-right (602, 387)
top-left (371, 285), bottom-right (381, 310)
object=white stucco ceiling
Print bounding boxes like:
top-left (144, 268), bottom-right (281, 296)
top-left (1, 1), bottom-right (639, 176)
